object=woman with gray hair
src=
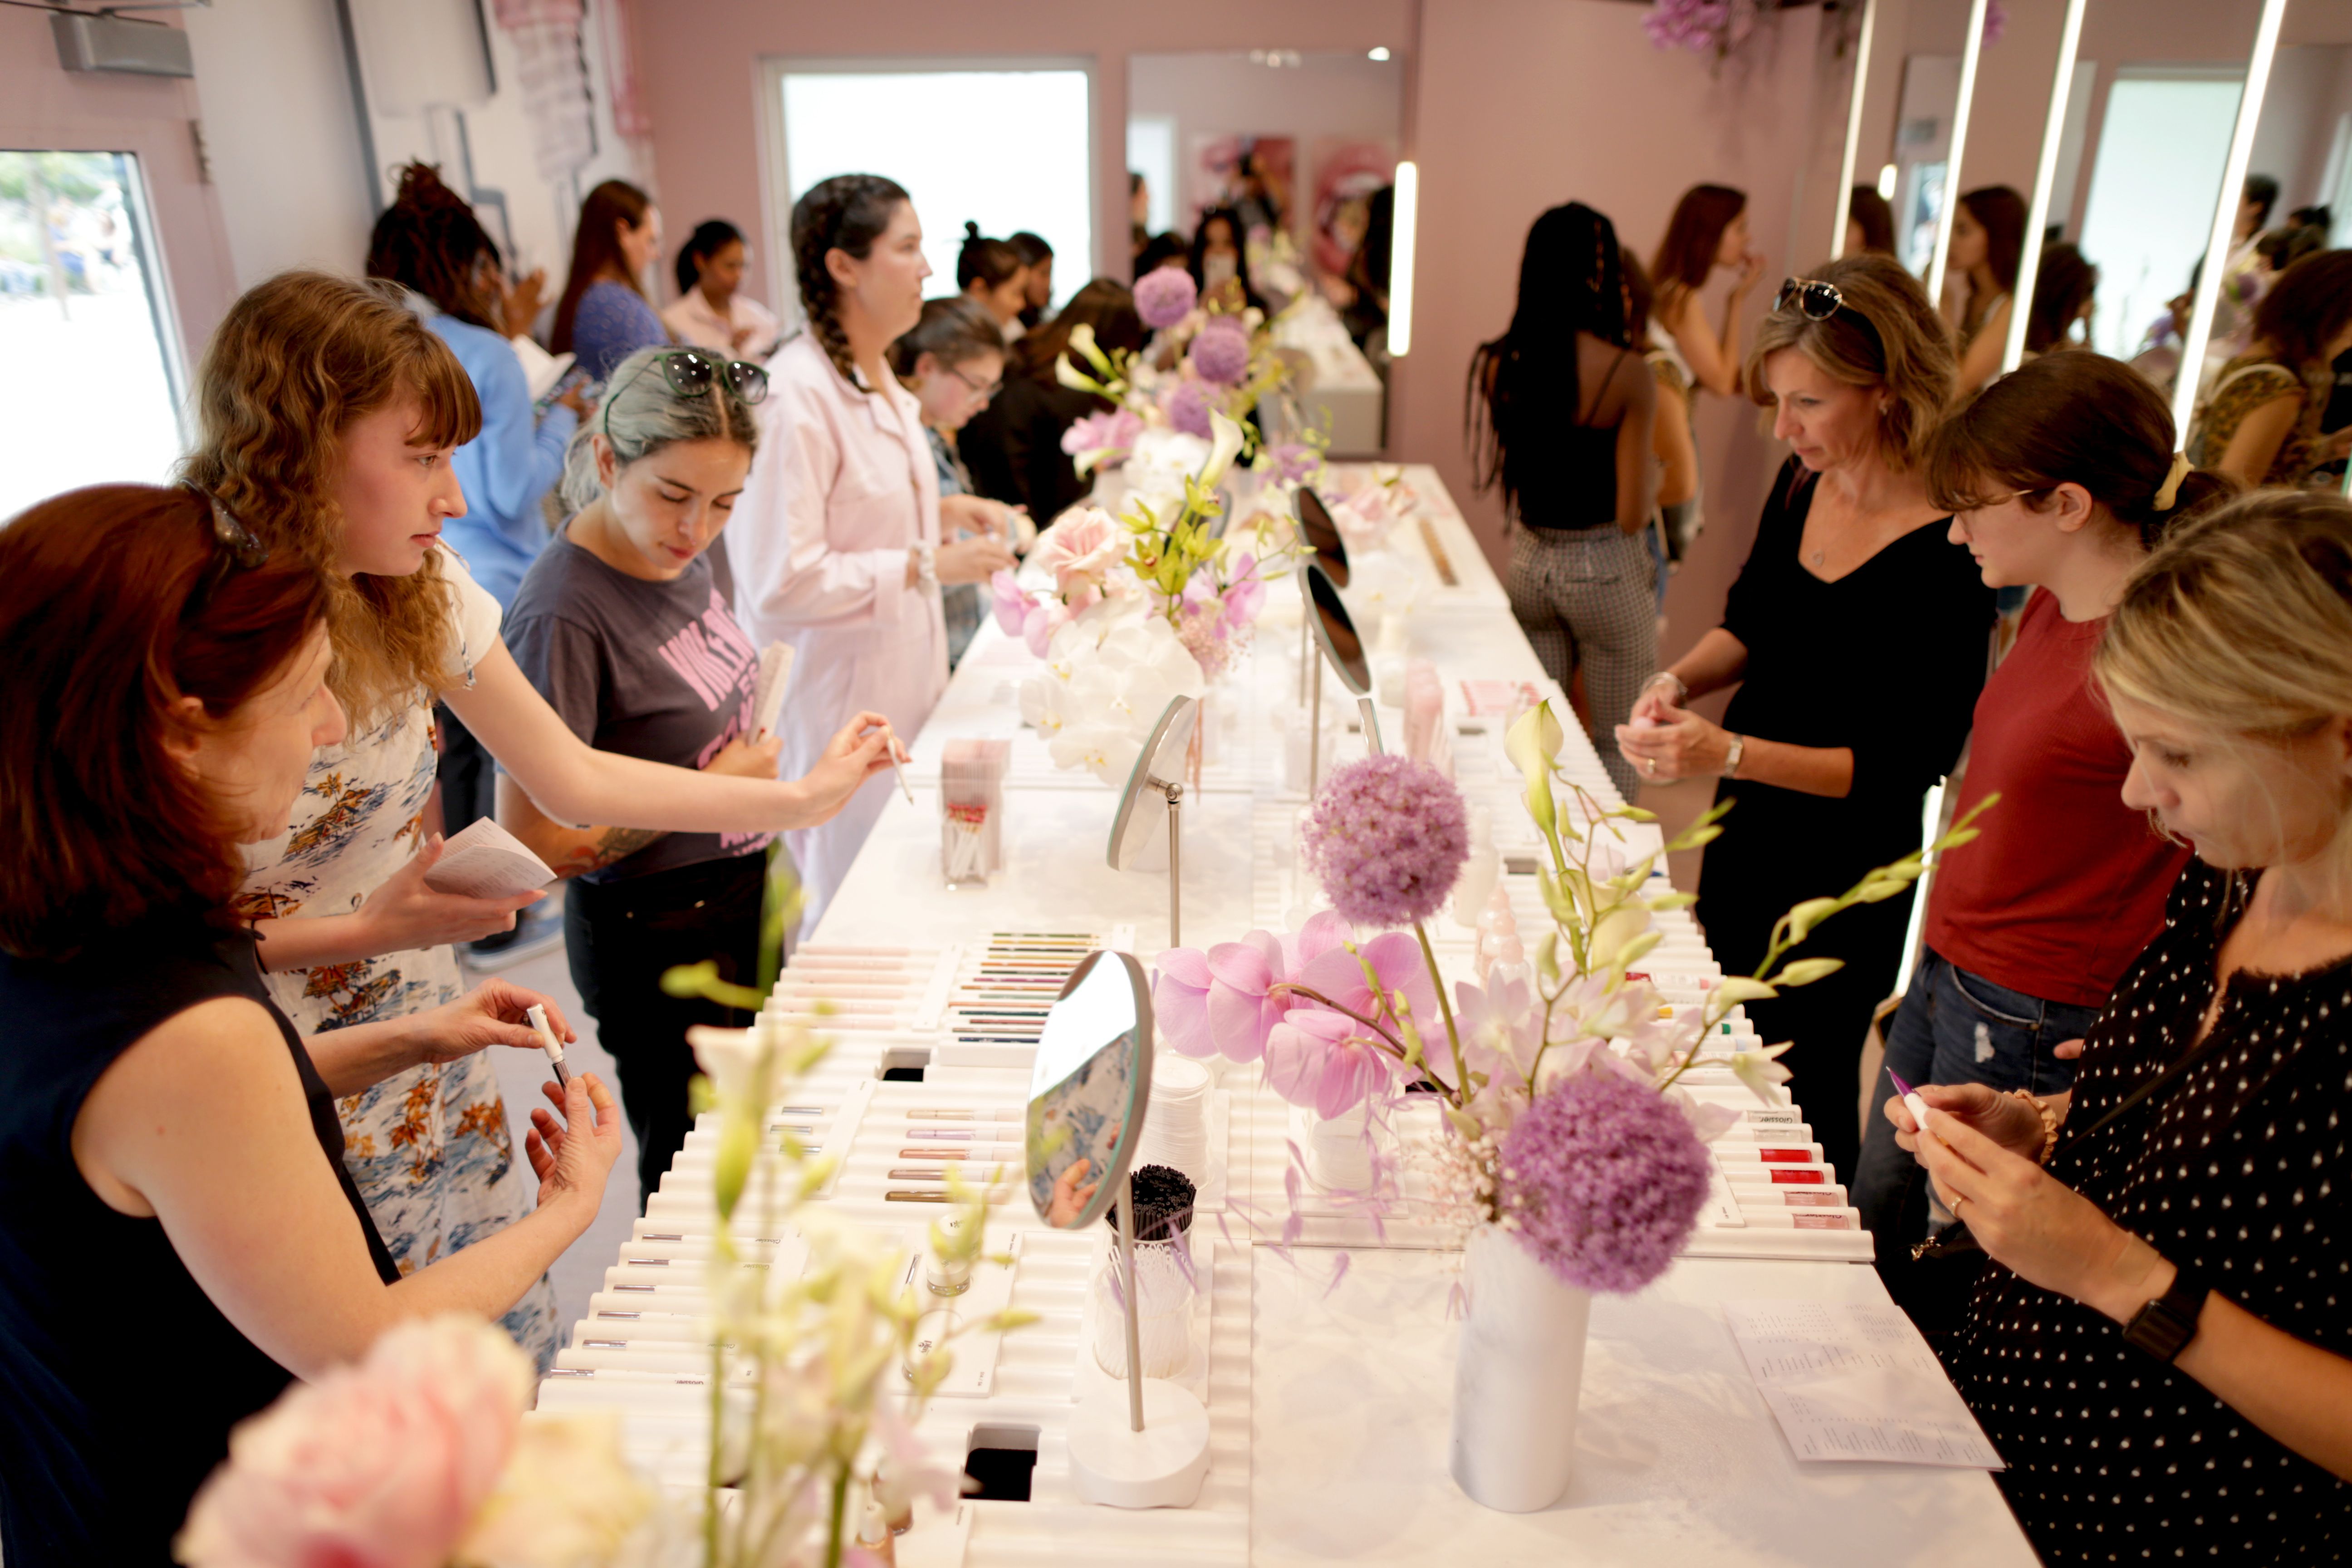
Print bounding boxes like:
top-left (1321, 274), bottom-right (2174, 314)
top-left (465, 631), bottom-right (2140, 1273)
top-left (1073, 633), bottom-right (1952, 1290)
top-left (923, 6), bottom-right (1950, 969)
top-left (1616, 254), bottom-right (1994, 1181)
top-left (498, 346), bottom-right (888, 1203)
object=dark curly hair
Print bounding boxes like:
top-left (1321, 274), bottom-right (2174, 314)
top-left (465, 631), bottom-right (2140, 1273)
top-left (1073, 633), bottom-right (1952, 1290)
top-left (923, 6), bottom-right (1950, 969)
top-left (791, 174), bottom-right (911, 390)
top-left (365, 162), bottom-right (502, 331)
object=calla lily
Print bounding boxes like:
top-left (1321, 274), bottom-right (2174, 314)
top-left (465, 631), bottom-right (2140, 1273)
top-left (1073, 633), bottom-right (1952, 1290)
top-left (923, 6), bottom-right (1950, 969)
top-left (1054, 353), bottom-right (1108, 395)
top-left (1199, 409), bottom-right (1246, 490)
top-left (1068, 320), bottom-right (1115, 377)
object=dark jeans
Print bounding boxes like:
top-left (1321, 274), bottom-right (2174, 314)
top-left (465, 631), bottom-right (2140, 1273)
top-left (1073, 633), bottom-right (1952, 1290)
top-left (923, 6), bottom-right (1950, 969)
top-left (565, 853), bottom-right (766, 1210)
top-left (1855, 948), bottom-right (2098, 1328)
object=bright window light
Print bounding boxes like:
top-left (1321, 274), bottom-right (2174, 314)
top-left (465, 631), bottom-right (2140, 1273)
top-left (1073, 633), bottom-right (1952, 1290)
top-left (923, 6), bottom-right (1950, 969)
top-left (1368, 46), bottom-right (1391, 62)
top-left (779, 67), bottom-right (1093, 310)
top-left (2077, 75), bottom-right (2243, 359)
top-left (1876, 162), bottom-right (1898, 201)
top-left (1388, 160), bottom-right (1418, 358)
top-left (1127, 115), bottom-right (1176, 237)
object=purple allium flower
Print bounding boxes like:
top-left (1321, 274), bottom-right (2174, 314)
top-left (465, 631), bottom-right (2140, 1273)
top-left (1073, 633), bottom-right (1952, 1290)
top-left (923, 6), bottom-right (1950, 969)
top-left (1188, 319), bottom-right (1251, 386)
top-left (1135, 267), bottom-right (1199, 331)
top-left (1300, 755), bottom-right (1470, 927)
top-left (1164, 379), bottom-right (1214, 439)
top-left (1497, 1070), bottom-right (1712, 1294)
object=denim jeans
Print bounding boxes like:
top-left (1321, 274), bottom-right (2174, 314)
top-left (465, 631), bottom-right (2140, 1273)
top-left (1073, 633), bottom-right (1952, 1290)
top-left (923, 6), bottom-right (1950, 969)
top-left (1854, 950), bottom-right (2101, 1319)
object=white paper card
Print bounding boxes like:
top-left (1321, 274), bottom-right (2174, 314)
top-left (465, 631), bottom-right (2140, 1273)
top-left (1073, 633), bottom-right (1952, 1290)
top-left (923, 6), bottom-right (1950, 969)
top-left (511, 336), bottom-right (576, 402)
top-left (423, 816), bottom-right (556, 899)
top-left (752, 642), bottom-right (795, 739)
top-left (1725, 1298), bottom-right (2004, 1469)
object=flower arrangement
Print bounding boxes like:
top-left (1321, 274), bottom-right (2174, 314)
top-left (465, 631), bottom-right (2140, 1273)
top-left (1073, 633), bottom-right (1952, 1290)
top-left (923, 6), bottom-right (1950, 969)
top-left (1155, 700), bottom-right (1993, 1292)
top-left (176, 1315), bottom-right (656, 1568)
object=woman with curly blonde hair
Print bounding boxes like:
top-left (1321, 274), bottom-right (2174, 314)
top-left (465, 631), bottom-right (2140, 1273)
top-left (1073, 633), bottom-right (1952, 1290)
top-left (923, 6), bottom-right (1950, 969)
top-left (183, 271), bottom-right (897, 1364)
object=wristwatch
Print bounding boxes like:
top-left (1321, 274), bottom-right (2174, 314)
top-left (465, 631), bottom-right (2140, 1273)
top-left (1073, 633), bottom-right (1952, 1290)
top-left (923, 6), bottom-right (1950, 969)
top-left (1720, 733), bottom-right (1745, 780)
top-left (2122, 1266), bottom-right (2209, 1363)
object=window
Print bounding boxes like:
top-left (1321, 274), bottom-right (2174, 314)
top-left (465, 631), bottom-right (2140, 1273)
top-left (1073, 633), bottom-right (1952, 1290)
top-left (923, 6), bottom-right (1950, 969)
top-left (1127, 115), bottom-right (1176, 236)
top-left (2076, 72), bottom-right (2245, 360)
top-left (765, 62), bottom-right (1094, 315)
top-left (0, 151), bottom-right (185, 521)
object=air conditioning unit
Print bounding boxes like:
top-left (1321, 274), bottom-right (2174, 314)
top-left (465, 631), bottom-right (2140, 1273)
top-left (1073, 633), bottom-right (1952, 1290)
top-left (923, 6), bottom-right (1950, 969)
top-left (51, 12), bottom-right (196, 78)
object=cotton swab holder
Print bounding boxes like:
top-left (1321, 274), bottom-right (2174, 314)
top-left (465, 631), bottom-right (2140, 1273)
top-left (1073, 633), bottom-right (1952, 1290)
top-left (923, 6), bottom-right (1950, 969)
top-left (941, 738), bottom-right (1009, 886)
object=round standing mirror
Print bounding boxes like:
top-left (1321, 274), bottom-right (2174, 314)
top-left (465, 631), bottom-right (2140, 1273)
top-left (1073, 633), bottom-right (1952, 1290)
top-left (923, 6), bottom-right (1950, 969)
top-left (1303, 559), bottom-right (1373, 697)
top-left (1026, 950), bottom-right (1155, 1231)
top-left (1295, 487), bottom-right (1351, 587)
top-left (1107, 696), bottom-right (1199, 872)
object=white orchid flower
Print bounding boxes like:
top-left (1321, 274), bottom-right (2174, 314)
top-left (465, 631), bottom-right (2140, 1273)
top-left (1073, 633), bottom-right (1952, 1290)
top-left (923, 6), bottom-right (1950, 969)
top-left (1727, 1039), bottom-right (1796, 1104)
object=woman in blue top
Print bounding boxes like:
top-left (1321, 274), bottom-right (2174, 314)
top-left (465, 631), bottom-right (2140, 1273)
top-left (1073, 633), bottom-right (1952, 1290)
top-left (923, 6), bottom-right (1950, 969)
top-left (367, 162), bottom-right (589, 926)
top-left (552, 180), bottom-right (670, 383)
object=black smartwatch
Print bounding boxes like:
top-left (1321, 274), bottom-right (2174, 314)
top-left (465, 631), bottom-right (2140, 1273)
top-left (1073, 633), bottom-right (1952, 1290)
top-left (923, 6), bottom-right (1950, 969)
top-left (2122, 1266), bottom-right (2210, 1364)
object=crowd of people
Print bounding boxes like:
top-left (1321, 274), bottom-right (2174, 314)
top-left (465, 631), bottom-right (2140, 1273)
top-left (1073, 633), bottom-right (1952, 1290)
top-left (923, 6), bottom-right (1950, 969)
top-left (1472, 179), bottom-right (2352, 1562)
top-left (2, 141), bottom-right (2349, 1566)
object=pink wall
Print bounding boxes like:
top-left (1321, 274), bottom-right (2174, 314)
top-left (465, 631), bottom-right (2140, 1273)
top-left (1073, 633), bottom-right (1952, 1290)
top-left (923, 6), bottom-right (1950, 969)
top-left (1396, 0), bottom-right (1839, 663)
top-left (0, 8), bottom-right (239, 359)
top-left (629, 0), bottom-right (1850, 662)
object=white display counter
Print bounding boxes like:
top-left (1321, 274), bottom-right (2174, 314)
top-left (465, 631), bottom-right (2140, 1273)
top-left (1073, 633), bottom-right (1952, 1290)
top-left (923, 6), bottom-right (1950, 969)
top-left (543, 464), bottom-right (2037, 1566)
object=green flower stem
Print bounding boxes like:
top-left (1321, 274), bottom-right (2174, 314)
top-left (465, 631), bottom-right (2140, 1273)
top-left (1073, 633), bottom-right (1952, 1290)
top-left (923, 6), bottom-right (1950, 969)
top-left (1413, 920), bottom-right (1460, 1067)
top-left (1270, 983), bottom-right (1457, 1099)
top-left (824, 1464), bottom-right (852, 1568)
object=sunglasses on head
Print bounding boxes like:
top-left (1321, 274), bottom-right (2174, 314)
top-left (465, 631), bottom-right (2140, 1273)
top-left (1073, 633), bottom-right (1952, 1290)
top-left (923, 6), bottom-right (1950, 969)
top-left (603, 348), bottom-right (769, 442)
top-left (1774, 277), bottom-right (1886, 355)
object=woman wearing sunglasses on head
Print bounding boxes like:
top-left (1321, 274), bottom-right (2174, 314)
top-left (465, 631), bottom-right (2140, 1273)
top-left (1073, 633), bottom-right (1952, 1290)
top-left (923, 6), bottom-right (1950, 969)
top-left (0, 486), bottom-right (622, 1567)
top-left (732, 176), bottom-right (1019, 932)
top-left (1616, 256), bottom-right (1994, 1183)
top-left (498, 345), bottom-right (782, 1205)
top-left (180, 272), bottom-right (897, 1367)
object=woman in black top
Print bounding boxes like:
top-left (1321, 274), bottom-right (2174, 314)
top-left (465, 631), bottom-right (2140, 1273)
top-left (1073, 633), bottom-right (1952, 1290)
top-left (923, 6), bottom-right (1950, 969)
top-left (1891, 491), bottom-right (2352, 1563)
top-left (0, 486), bottom-right (622, 1566)
top-left (1618, 255), bottom-right (1993, 1181)
top-left (958, 277), bottom-right (1146, 524)
top-left (1469, 202), bottom-right (1658, 799)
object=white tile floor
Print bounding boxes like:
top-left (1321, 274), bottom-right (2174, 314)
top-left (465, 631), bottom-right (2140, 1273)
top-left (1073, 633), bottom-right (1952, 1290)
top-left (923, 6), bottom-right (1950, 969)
top-left (472, 938), bottom-right (646, 1342)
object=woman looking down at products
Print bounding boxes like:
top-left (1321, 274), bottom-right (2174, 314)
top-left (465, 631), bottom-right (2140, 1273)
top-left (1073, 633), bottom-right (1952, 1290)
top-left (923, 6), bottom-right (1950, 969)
top-left (731, 176), bottom-right (1017, 930)
top-left (1850, 352), bottom-right (2224, 1319)
top-left (2188, 249), bottom-right (2352, 488)
top-left (889, 296), bottom-right (1018, 667)
top-left (1616, 255), bottom-right (1993, 1181)
top-left (1894, 489), bottom-right (2352, 1563)
top-left (1470, 201), bottom-right (1656, 801)
top-left (0, 486), bottom-right (622, 1567)
top-left (180, 272), bottom-right (894, 1366)
top-left (1945, 185), bottom-right (2026, 401)
top-left (500, 345), bottom-right (781, 1208)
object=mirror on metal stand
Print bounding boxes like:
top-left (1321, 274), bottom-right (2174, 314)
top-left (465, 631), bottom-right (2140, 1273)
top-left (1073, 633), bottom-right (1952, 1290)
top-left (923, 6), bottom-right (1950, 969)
top-left (1107, 695), bottom-right (1200, 949)
top-left (1303, 559), bottom-right (1384, 768)
top-left (1293, 487), bottom-right (1351, 710)
top-left (1026, 950), bottom-right (1212, 1509)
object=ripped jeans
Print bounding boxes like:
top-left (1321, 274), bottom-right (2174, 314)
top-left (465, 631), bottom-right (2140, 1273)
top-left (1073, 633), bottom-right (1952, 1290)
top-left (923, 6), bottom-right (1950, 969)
top-left (1854, 949), bottom-right (2100, 1313)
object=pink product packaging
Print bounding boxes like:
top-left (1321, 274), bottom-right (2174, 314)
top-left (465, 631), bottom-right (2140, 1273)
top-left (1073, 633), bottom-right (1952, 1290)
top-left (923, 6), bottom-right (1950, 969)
top-left (1404, 659), bottom-right (1445, 763)
top-left (941, 738), bottom-right (1010, 886)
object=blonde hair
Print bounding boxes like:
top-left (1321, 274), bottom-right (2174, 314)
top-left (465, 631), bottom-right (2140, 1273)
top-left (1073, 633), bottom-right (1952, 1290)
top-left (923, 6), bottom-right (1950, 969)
top-left (1745, 253), bottom-right (1954, 471)
top-left (181, 271), bottom-right (480, 726)
top-left (2099, 489), bottom-right (2352, 743)
top-left (560, 347), bottom-right (760, 513)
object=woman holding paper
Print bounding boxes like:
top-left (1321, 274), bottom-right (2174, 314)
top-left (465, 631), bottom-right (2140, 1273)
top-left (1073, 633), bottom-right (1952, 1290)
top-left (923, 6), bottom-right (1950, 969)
top-left (180, 273), bottom-right (897, 1364)
top-left (1891, 490), bottom-right (2352, 1561)
top-left (500, 344), bottom-right (781, 1204)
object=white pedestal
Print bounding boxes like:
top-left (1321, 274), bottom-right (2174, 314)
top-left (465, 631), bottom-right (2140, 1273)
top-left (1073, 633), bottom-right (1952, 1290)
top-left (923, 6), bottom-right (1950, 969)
top-left (1068, 1379), bottom-right (1213, 1509)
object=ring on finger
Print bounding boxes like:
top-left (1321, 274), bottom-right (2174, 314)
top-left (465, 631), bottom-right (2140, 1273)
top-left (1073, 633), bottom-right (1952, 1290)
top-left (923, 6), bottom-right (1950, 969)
top-left (1951, 1194), bottom-right (1969, 1220)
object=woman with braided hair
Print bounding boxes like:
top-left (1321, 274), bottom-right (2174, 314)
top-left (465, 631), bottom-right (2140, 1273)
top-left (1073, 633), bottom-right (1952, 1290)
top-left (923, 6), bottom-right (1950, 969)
top-left (733, 175), bottom-right (1016, 929)
top-left (1469, 201), bottom-right (1657, 799)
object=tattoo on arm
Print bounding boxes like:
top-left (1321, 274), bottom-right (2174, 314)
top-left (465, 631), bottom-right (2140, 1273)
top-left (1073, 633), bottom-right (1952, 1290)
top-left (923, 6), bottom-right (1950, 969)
top-left (563, 826), bottom-right (667, 875)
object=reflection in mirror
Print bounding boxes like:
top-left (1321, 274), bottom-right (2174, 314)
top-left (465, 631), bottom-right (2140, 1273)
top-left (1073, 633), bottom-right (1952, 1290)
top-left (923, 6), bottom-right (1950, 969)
top-left (1294, 485), bottom-right (1351, 586)
top-left (1108, 696), bottom-right (1198, 872)
top-left (1303, 560), bottom-right (1372, 697)
top-left (1026, 951), bottom-right (1152, 1233)
top-left (1125, 49), bottom-right (1402, 456)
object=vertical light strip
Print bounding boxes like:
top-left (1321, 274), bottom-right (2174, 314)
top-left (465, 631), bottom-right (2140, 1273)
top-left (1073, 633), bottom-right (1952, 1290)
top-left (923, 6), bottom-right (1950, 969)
top-left (2171, 0), bottom-right (2292, 441)
top-left (2000, 0), bottom-right (2089, 375)
top-left (1925, 0), bottom-right (1992, 309)
top-left (1389, 159), bottom-right (1420, 358)
top-left (1830, 0), bottom-right (1880, 260)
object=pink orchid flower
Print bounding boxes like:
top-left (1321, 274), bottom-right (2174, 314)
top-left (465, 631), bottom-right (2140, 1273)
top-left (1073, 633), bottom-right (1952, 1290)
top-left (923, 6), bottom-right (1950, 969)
top-left (1218, 554), bottom-right (1264, 632)
top-left (990, 569), bottom-right (1031, 637)
top-left (1264, 1009), bottom-right (1404, 1117)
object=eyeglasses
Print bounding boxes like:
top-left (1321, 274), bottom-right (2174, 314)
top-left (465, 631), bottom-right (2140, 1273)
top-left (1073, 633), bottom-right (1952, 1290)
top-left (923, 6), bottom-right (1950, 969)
top-left (604, 348), bottom-right (769, 441)
top-left (948, 363), bottom-right (1003, 401)
top-left (1774, 277), bottom-right (1885, 356)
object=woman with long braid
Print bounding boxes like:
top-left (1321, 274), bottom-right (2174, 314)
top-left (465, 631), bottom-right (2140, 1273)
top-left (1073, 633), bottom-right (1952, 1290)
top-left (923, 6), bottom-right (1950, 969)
top-left (733, 175), bottom-right (1015, 930)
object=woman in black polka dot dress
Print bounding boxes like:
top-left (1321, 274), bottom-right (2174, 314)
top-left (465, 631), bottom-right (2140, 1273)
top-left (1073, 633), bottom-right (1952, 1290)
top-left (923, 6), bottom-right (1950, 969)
top-left (1887, 489), bottom-right (2352, 1564)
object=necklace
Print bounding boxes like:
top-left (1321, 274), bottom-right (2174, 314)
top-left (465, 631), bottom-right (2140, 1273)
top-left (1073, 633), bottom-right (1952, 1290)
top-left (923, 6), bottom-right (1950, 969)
top-left (1809, 547), bottom-right (1827, 567)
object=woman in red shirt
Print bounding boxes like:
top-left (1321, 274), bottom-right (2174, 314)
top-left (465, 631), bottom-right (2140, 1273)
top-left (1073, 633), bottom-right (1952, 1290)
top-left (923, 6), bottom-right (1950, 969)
top-left (1853, 352), bottom-right (2231, 1320)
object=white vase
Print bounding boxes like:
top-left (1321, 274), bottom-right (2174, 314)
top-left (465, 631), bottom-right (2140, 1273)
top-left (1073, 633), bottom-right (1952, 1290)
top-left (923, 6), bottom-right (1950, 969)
top-left (1449, 1225), bottom-right (1592, 1513)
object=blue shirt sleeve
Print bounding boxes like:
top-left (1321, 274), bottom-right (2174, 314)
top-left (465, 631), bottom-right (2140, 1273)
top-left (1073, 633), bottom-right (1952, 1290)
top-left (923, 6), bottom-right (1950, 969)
top-left (465, 337), bottom-right (577, 544)
top-left (573, 283), bottom-right (672, 382)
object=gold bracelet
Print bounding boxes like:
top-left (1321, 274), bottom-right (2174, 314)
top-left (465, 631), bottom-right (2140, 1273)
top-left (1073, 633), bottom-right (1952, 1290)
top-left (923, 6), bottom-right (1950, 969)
top-left (2011, 1088), bottom-right (2059, 1165)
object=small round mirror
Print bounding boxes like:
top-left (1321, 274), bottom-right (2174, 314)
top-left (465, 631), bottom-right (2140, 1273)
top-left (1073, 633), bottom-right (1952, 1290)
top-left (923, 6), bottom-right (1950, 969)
top-left (1295, 487), bottom-right (1350, 587)
top-left (1302, 560), bottom-right (1373, 698)
top-left (1107, 695), bottom-right (1198, 871)
top-left (1026, 950), bottom-right (1155, 1231)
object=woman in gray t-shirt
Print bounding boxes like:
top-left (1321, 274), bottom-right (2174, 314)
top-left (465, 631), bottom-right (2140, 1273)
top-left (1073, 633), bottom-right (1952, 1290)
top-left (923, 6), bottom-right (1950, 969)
top-left (502, 347), bottom-right (865, 1204)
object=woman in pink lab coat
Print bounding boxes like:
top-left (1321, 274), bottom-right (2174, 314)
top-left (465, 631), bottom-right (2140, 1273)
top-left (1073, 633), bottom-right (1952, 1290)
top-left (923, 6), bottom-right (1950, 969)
top-left (734, 175), bottom-right (1017, 928)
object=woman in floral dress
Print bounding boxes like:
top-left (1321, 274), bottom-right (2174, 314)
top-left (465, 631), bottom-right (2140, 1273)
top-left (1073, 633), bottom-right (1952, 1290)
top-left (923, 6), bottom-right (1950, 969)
top-left (185, 272), bottom-right (898, 1366)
